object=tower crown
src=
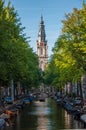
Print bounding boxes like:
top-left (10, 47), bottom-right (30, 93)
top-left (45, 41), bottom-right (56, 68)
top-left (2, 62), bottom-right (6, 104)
top-left (38, 16), bottom-right (46, 43)
top-left (40, 15), bottom-right (44, 24)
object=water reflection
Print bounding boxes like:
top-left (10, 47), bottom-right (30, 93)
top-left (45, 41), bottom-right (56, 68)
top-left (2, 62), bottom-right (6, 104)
top-left (6, 98), bottom-right (84, 130)
top-left (37, 115), bottom-right (49, 130)
top-left (64, 111), bottom-right (83, 129)
top-left (28, 100), bottom-right (51, 130)
top-left (28, 101), bottom-right (51, 115)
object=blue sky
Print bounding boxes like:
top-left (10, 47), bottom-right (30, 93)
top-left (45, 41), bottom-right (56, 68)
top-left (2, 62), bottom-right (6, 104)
top-left (5, 0), bottom-right (84, 57)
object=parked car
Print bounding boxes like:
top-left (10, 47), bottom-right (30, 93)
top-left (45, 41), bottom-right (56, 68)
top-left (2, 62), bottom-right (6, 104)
top-left (4, 96), bottom-right (13, 104)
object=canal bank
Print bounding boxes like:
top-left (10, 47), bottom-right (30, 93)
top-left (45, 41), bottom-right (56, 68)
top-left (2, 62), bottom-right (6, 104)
top-left (5, 98), bottom-right (85, 130)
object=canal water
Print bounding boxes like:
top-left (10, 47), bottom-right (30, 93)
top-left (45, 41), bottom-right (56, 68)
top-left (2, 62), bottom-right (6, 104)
top-left (6, 98), bottom-right (84, 130)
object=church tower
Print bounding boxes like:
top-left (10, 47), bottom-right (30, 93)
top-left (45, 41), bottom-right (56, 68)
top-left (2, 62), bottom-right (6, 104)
top-left (36, 16), bottom-right (48, 71)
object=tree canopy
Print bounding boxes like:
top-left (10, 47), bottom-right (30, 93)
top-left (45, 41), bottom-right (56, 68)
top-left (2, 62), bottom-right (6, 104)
top-left (0, 0), bottom-right (40, 89)
top-left (44, 2), bottom-right (86, 89)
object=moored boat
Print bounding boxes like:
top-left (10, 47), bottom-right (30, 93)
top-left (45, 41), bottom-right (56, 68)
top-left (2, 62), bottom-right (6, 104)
top-left (80, 114), bottom-right (86, 123)
top-left (0, 118), bottom-right (6, 129)
top-left (39, 97), bottom-right (45, 102)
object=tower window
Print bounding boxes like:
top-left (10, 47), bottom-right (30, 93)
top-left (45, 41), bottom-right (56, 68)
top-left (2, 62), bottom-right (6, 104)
top-left (40, 48), bottom-right (43, 55)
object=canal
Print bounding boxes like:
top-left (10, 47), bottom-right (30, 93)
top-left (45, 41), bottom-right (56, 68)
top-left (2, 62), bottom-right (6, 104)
top-left (6, 98), bottom-right (84, 130)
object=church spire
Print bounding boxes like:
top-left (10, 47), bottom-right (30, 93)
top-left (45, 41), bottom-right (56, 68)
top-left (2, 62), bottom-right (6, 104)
top-left (36, 16), bottom-right (48, 71)
top-left (40, 15), bottom-right (43, 23)
top-left (38, 15), bottom-right (46, 43)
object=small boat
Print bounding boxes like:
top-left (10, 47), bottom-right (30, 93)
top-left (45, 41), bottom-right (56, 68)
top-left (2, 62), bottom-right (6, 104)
top-left (16, 102), bottom-right (24, 109)
top-left (23, 98), bottom-right (31, 104)
top-left (39, 97), bottom-right (45, 102)
top-left (56, 98), bottom-right (63, 105)
top-left (65, 102), bottom-right (76, 112)
top-left (0, 113), bottom-right (9, 120)
top-left (0, 119), bottom-right (6, 129)
top-left (0, 113), bottom-right (10, 127)
top-left (80, 114), bottom-right (86, 123)
top-left (5, 109), bottom-right (17, 118)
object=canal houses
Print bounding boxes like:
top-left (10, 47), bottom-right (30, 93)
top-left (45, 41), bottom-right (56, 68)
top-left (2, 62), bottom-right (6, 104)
top-left (63, 78), bottom-right (86, 101)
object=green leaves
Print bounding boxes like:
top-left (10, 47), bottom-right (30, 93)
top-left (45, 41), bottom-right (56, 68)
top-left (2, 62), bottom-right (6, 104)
top-left (44, 2), bottom-right (86, 89)
top-left (0, 0), bottom-right (39, 88)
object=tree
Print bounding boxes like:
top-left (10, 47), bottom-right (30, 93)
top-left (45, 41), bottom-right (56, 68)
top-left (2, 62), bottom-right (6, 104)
top-left (44, 2), bottom-right (86, 95)
top-left (0, 0), bottom-right (40, 98)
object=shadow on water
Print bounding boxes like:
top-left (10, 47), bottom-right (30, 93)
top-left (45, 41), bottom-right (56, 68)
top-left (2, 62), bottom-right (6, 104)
top-left (6, 98), bottom-right (84, 130)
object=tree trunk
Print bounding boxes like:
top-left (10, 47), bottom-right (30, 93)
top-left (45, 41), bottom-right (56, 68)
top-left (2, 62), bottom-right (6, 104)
top-left (77, 81), bottom-right (79, 97)
top-left (11, 79), bottom-right (14, 102)
top-left (81, 75), bottom-right (86, 100)
top-left (0, 82), bottom-right (2, 99)
top-left (77, 80), bottom-right (83, 99)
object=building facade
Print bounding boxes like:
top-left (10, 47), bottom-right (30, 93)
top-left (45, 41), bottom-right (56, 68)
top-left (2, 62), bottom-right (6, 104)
top-left (36, 16), bottom-right (48, 71)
